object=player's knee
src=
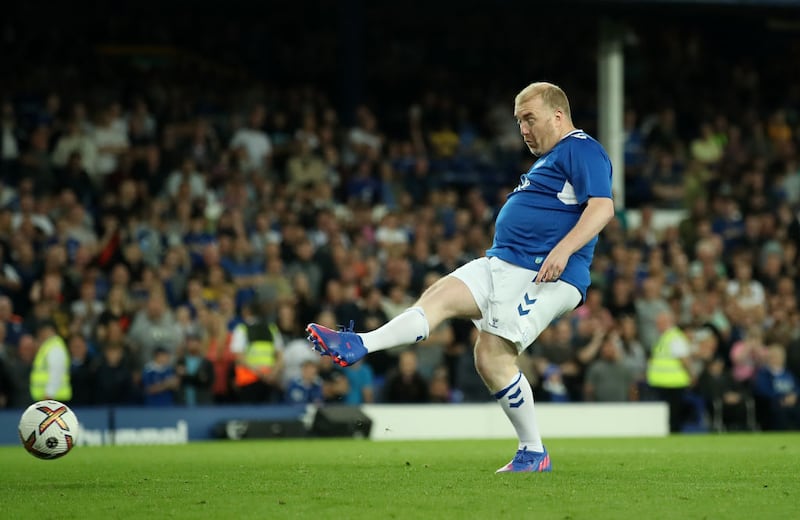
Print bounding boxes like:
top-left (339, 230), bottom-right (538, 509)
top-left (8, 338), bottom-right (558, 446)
top-left (473, 336), bottom-right (515, 379)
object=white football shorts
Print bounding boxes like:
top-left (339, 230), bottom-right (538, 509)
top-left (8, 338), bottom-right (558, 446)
top-left (450, 256), bottom-right (581, 353)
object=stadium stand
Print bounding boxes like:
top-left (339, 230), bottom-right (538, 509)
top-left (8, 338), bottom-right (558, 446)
top-left (0, 1), bottom-right (798, 433)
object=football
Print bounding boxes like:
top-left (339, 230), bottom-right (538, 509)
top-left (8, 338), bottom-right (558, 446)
top-left (18, 400), bottom-right (79, 459)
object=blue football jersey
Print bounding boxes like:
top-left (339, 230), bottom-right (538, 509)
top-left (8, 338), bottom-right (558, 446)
top-left (486, 130), bottom-right (613, 300)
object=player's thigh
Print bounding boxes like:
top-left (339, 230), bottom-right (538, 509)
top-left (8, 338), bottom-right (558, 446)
top-left (417, 259), bottom-right (487, 326)
top-left (485, 258), bottom-right (581, 352)
top-left (517, 281), bottom-right (581, 350)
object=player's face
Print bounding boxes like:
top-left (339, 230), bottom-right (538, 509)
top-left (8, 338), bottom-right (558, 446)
top-left (514, 96), bottom-right (559, 157)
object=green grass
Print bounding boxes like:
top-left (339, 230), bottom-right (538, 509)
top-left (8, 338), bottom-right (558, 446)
top-left (1, 435), bottom-right (798, 519)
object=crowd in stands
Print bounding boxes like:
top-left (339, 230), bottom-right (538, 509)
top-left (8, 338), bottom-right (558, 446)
top-left (0, 7), bottom-right (799, 433)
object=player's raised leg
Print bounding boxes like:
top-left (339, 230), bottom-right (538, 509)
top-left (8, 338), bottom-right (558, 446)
top-left (306, 274), bottom-right (481, 367)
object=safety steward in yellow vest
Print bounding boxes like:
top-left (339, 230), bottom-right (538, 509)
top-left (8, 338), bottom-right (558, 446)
top-left (233, 308), bottom-right (283, 403)
top-left (647, 310), bottom-right (693, 433)
top-left (30, 320), bottom-right (72, 402)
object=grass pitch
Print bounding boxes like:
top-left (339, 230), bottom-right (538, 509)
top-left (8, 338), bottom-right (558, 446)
top-left (1, 434), bottom-right (798, 519)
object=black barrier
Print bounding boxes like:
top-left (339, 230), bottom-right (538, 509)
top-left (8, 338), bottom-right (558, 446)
top-left (311, 405), bottom-right (373, 439)
top-left (213, 419), bottom-right (308, 440)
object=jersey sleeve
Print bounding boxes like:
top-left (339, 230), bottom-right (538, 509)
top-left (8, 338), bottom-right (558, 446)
top-left (567, 138), bottom-right (613, 205)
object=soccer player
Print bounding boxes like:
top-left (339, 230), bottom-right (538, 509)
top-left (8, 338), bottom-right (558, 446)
top-left (306, 82), bottom-right (614, 472)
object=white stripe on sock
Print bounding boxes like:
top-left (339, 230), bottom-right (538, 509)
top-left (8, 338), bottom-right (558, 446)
top-left (495, 371), bottom-right (543, 452)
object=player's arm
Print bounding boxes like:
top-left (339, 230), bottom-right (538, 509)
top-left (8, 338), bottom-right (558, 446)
top-left (535, 196), bottom-right (614, 283)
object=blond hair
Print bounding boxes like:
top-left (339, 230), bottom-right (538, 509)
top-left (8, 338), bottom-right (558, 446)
top-left (515, 82), bottom-right (572, 120)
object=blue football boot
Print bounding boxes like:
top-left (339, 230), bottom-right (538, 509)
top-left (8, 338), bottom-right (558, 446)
top-left (495, 446), bottom-right (552, 473)
top-left (306, 320), bottom-right (367, 367)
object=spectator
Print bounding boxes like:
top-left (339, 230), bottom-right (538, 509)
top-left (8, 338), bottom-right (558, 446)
top-left (8, 334), bottom-right (36, 407)
top-left (68, 334), bottom-right (97, 406)
top-left (727, 260), bottom-right (767, 322)
top-left (90, 106), bottom-right (129, 189)
top-left (56, 152), bottom-right (97, 208)
top-left (606, 277), bottom-right (637, 319)
top-left (711, 195), bottom-right (745, 257)
top-left (753, 344), bottom-right (800, 430)
top-left (19, 126), bottom-right (56, 197)
top-left (729, 325), bottom-right (766, 385)
top-left (70, 280), bottom-right (105, 341)
top-left (142, 347), bottom-right (179, 406)
top-left (278, 302), bottom-right (320, 389)
top-left (635, 277), bottom-right (671, 352)
top-left (617, 314), bottom-right (648, 385)
top-left (52, 118), bottom-right (98, 177)
top-left (428, 365), bottom-right (455, 403)
top-left (649, 151), bottom-right (685, 209)
top-left (690, 123), bottom-right (724, 166)
top-left (286, 139), bottom-right (328, 195)
top-left (383, 350), bottom-right (429, 403)
top-left (584, 331), bottom-right (637, 402)
top-left (25, 282), bottom-right (74, 341)
top-left (690, 238), bottom-right (727, 286)
top-left (175, 327), bottom-right (215, 406)
top-left (0, 295), bottom-right (24, 347)
top-left (574, 289), bottom-right (614, 337)
top-left (529, 320), bottom-right (578, 402)
top-left (93, 340), bottom-right (137, 405)
top-left (0, 243), bottom-right (23, 302)
top-left (205, 293), bottom-right (240, 403)
top-left (319, 354), bottom-right (349, 403)
top-left (644, 108), bottom-right (681, 154)
top-left (284, 359), bottom-right (323, 405)
top-left (182, 118), bottom-right (220, 171)
top-left (1, 102), bottom-right (21, 180)
top-left (229, 105), bottom-right (272, 176)
top-left (343, 359), bottom-right (375, 405)
top-left (285, 237), bottom-right (324, 303)
top-left (347, 105), bottom-right (383, 161)
top-left (96, 284), bottom-right (133, 343)
top-left (697, 357), bottom-right (755, 432)
top-left (127, 288), bottom-right (182, 369)
top-left (646, 310), bottom-right (693, 432)
top-left (231, 302), bottom-right (284, 403)
top-left (30, 321), bottom-right (71, 403)
top-left (164, 157), bottom-right (206, 201)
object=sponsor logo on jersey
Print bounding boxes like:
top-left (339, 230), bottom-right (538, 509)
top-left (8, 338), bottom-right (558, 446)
top-left (513, 176), bottom-right (531, 192)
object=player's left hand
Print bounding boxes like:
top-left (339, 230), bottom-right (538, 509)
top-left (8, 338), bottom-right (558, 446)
top-left (535, 246), bottom-right (570, 283)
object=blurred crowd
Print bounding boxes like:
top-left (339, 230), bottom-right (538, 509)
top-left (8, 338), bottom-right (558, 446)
top-left (0, 8), bottom-right (799, 433)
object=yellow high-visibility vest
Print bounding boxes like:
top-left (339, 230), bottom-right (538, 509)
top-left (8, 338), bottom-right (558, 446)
top-left (235, 322), bottom-right (280, 386)
top-left (30, 334), bottom-right (72, 401)
top-left (647, 326), bottom-right (691, 388)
